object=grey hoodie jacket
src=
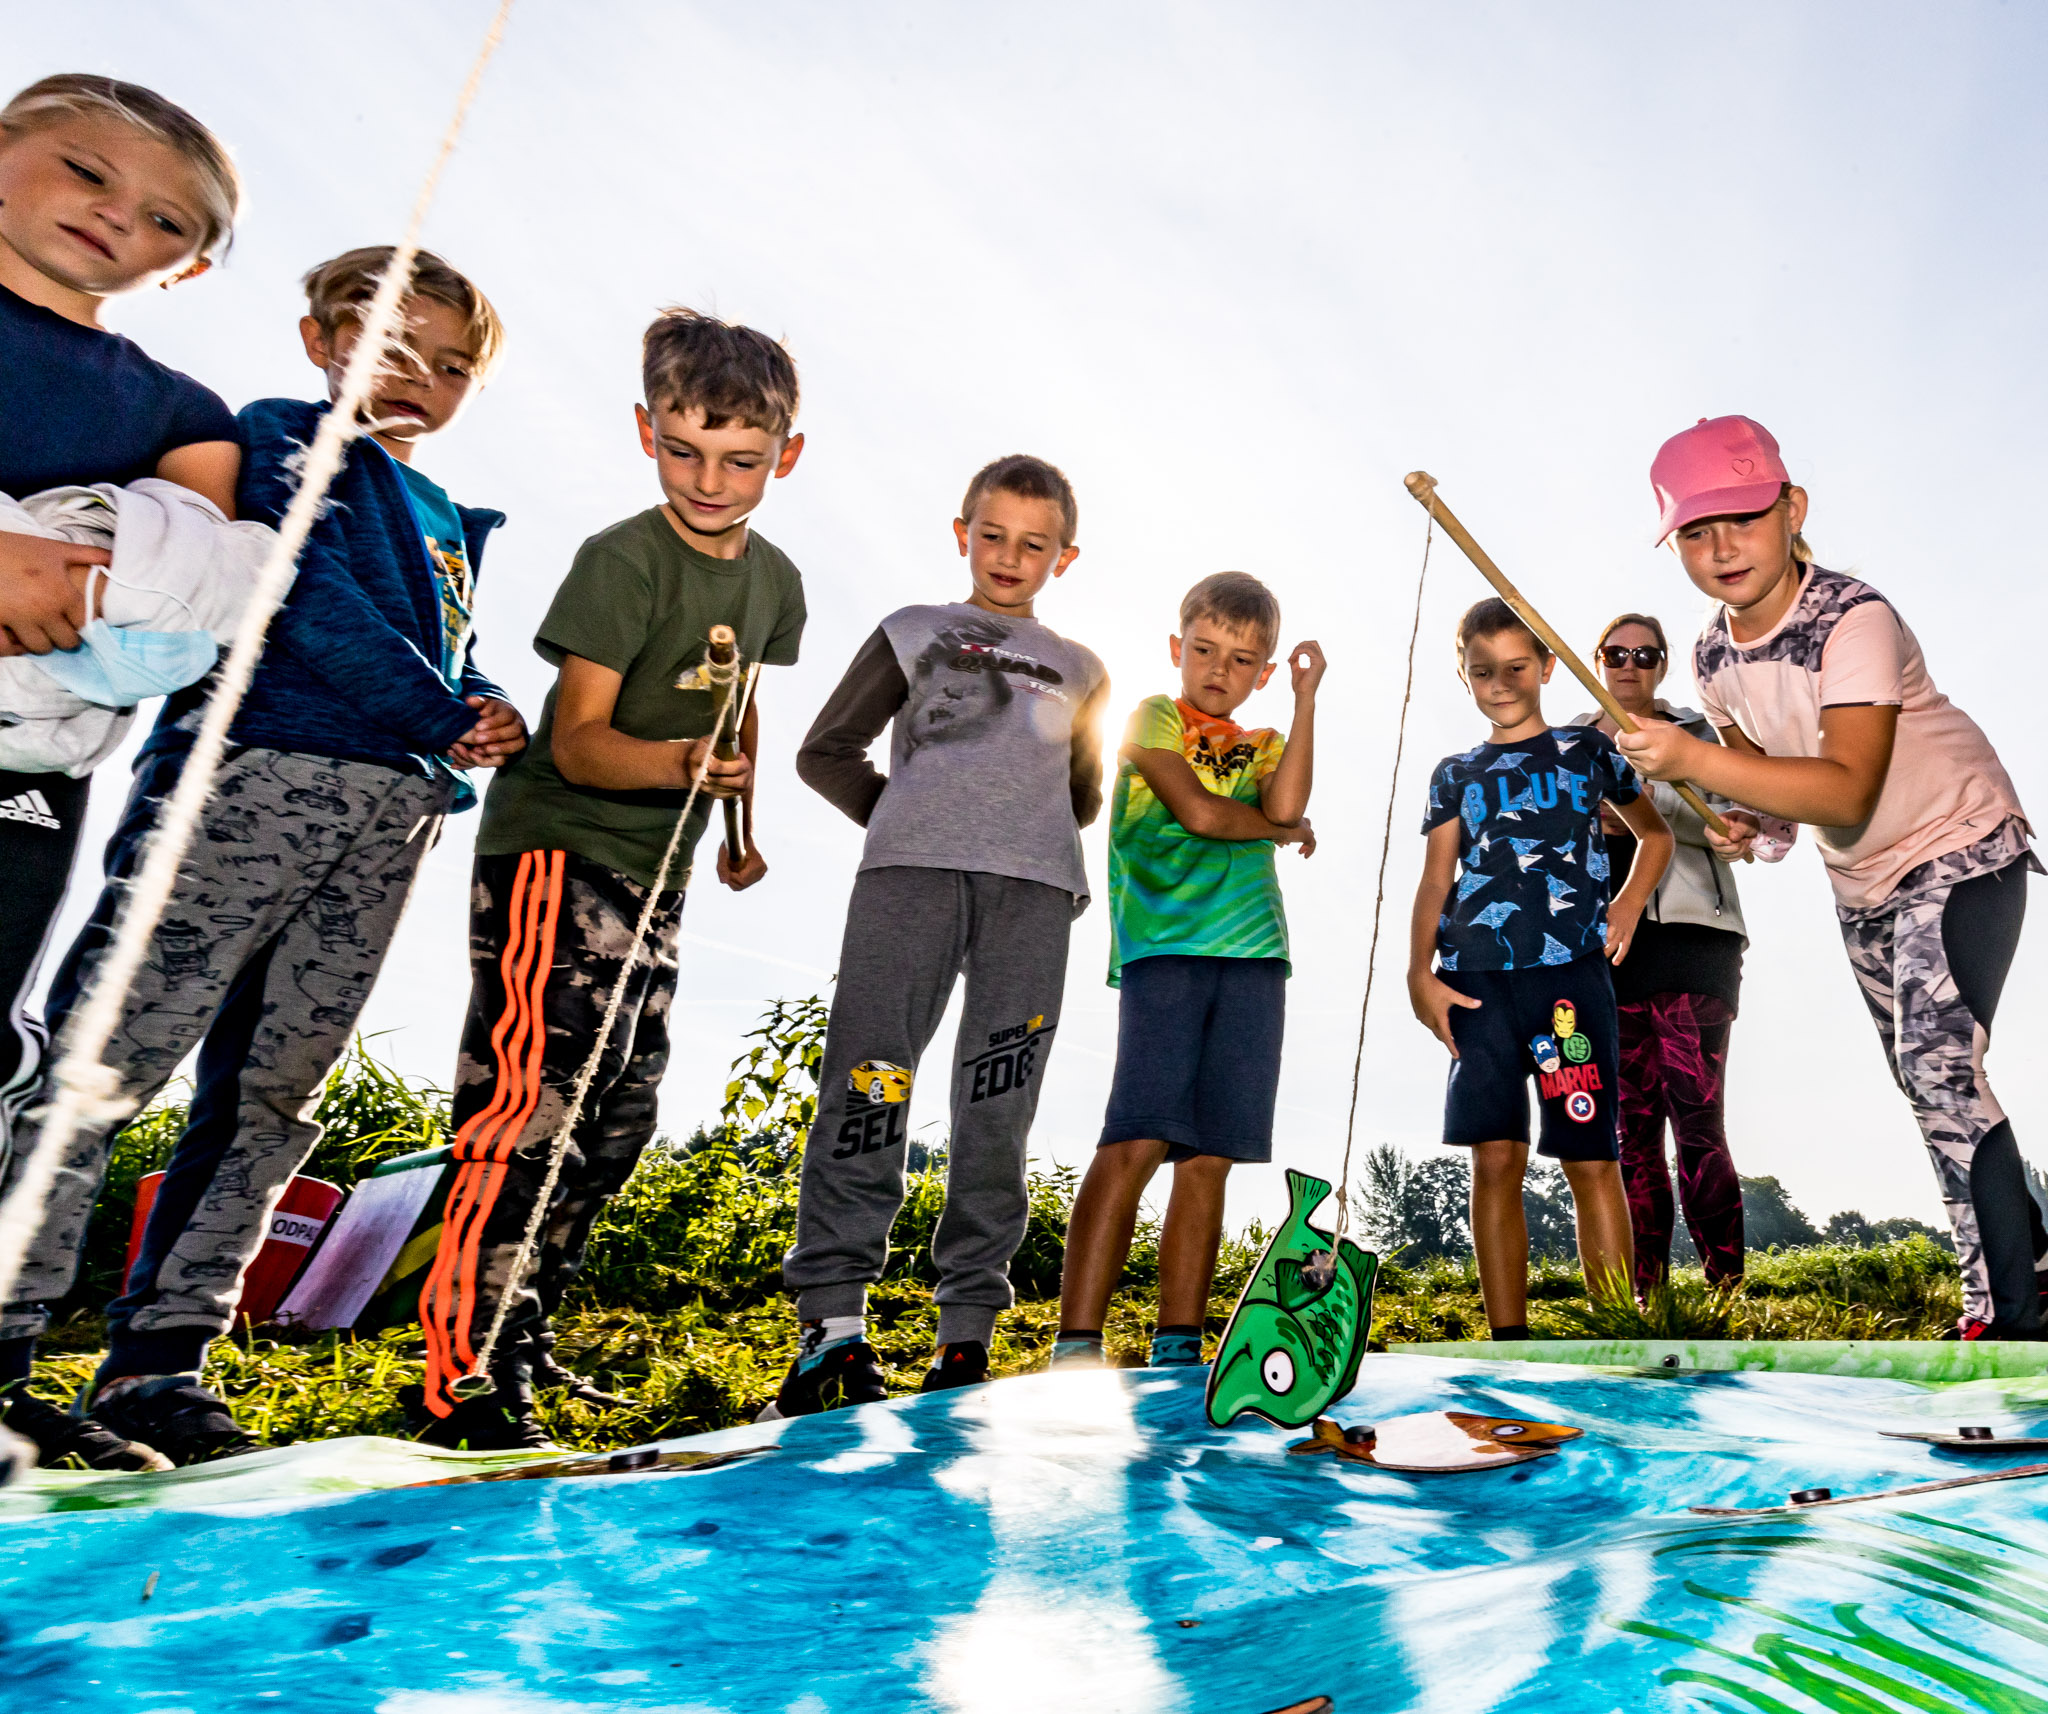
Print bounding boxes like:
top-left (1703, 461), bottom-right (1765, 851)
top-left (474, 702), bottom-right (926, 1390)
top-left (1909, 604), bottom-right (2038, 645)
top-left (1570, 704), bottom-right (1747, 945)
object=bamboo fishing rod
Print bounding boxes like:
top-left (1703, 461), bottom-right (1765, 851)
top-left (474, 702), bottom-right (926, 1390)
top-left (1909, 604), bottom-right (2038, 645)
top-left (1402, 471), bottom-right (1740, 846)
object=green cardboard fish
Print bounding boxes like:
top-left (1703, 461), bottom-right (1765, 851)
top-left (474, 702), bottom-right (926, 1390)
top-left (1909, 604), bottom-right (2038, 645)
top-left (1206, 1169), bottom-right (1378, 1430)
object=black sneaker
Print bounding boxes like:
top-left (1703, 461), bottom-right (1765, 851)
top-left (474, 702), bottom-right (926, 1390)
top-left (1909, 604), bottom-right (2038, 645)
top-left (401, 1383), bottom-right (557, 1452)
top-left (529, 1348), bottom-right (631, 1411)
top-left (0, 1380), bottom-right (171, 1472)
top-left (921, 1341), bottom-right (991, 1394)
top-left (89, 1375), bottom-right (255, 1467)
top-left (758, 1339), bottom-right (888, 1420)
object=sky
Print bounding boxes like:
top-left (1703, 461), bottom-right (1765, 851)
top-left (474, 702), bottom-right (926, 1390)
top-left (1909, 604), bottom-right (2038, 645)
top-left (17, 1), bottom-right (2048, 1240)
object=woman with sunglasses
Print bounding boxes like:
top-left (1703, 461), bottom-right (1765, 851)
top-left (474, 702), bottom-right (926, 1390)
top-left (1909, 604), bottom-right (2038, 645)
top-left (1571, 613), bottom-right (1747, 1293)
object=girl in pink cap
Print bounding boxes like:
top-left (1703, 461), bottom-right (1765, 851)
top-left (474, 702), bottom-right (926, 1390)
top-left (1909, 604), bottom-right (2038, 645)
top-left (1620, 415), bottom-right (2044, 1340)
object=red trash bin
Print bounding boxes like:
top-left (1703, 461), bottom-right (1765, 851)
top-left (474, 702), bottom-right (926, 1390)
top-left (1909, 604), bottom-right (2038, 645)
top-left (123, 1172), bottom-right (344, 1327)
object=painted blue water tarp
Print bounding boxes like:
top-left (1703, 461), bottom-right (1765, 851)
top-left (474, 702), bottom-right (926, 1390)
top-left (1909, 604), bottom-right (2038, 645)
top-left (7, 1354), bottom-right (2048, 1712)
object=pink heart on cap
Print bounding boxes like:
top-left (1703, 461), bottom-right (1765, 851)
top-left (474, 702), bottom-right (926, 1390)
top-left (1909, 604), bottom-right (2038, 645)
top-left (1731, 457), bottom-right (1756, 476)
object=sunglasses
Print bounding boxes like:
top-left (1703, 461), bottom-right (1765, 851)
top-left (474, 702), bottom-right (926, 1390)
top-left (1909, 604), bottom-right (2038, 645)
top-left (1599, 645), bottom-right (1666, 670)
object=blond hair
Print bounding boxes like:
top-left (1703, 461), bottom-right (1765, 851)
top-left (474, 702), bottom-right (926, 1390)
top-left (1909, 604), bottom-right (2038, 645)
top-left (0, 74), bottom-right (239, 261)
top-left (303, 247), bottom-right (507, 380)
top-left (1772, 485), bottom-right (1816, 565)
top-left (1180, 571), bottom-right (1281, 657)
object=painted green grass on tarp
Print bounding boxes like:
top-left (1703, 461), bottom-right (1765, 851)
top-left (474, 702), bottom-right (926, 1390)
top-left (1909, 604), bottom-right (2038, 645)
top-left (1392, 1339), bottom-right (2048, 1382)
top-left (1619, 1514), bottom-right (2048, 1712)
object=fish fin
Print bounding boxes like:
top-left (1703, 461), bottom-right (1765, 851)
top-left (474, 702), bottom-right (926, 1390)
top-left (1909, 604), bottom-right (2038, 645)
top-left (1329, 1241), bottom-right (1380, 1399)
top-left (1283, 1168), bottom-right (1333, 1223)
top-left (1274, 1258), bottom-right (1317, 1312)
top-left (1338, 1239), bottom-right (1379, 1301)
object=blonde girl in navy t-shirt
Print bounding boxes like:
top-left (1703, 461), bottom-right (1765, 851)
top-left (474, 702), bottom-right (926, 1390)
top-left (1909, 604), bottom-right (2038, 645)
top-left (0, 75), bottom-right (239, 1471)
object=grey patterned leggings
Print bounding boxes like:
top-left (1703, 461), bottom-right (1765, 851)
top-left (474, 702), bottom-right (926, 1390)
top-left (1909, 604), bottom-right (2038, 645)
top-left (1838, 857), bottom-right (2042, 1333)
top-left (0, 749), bottom-right (450, 1360)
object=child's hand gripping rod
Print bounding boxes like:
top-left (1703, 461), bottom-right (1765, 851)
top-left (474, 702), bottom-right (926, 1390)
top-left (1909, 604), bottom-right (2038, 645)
top-left (706, 625), bottom-right (748, 865)
top-left (1401, 471), bottom-right (1744, 852)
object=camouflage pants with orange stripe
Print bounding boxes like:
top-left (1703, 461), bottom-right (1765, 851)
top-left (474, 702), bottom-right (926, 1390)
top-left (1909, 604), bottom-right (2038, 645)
top-left (419, 850), bottom-right (681, 1415)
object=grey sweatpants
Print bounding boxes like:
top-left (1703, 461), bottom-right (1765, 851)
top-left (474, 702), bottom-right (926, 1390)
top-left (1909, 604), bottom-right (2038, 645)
top-left (0, 749), bottom-right (450, 1348)
top-left (784, 866), bottom-right (1073, 1346)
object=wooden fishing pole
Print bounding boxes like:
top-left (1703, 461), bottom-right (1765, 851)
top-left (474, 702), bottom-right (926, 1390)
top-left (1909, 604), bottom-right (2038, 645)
top-left (1402, 471), bottom-right (1741, 846)
top-left (706, 625), bottom-right (747, 865)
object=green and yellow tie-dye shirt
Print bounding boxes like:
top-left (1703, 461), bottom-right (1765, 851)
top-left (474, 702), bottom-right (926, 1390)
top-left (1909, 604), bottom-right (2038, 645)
top-left (1107, 694), bottom-right (1289, 985)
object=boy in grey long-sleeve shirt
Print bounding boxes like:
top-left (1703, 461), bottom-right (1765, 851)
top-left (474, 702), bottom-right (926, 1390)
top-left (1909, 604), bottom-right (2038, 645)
top-left (767, 454), bottom-right (1108, 1418)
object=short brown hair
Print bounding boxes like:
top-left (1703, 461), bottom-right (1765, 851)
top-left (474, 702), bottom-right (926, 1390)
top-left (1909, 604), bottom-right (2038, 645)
top-left (1596, 612), bottom-right (1670, 657)
top-left (1180, 572), bottom-right (1280, 656)
top-left (1457, 597), bottom-right (1549, 661)
top-left (959, 454), bottom-right (1078, 546)
top-left (303, 247), bottom-right (507, 379)
top-left (1, 74), bottom-right (239, 260)
top-left (641, 308), bottom-right (799, 436)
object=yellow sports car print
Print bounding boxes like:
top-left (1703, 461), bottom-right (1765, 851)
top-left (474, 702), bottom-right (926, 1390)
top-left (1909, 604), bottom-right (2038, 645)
top-left (849, 1060), bottom-right (914, 1104)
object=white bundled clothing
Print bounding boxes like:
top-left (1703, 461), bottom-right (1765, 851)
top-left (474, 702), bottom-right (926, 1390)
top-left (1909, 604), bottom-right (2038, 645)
top-left (0, 479), bottom-right (280, 775)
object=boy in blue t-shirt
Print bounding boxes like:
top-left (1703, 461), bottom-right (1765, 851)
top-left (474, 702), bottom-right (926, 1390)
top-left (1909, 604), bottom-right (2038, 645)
top-left (1406, 599), bottom-right (1672, 1338)
top-left (0, 247), bottom-right (525, 1467)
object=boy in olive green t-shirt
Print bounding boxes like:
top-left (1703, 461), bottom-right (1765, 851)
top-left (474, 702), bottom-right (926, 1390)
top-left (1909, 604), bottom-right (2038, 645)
top-left (1054, 572), bottom-right (1323, 1371)
top-left (410, 310), bottom-right (807, 1449)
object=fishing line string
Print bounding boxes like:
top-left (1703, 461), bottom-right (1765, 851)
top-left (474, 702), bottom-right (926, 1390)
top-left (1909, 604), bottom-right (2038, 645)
top-left (1331, 507), bottom-right (1433, 1247)
top-left (457, 647), bottom-right (744, 1390)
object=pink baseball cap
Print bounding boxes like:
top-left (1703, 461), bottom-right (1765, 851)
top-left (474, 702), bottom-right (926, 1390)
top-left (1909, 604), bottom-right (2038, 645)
top-left (1649, 415), bottom-right (1790, 544)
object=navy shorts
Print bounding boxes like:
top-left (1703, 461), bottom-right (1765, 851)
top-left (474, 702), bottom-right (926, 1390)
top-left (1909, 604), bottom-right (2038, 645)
top-left (1101, 955), bottom-right (1287, 1163)
top-left (1440, 956), bottom-right (1619, 1162)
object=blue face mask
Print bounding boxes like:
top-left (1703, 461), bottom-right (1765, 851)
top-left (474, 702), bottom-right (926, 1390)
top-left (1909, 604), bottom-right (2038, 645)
top-left (34, 620), bottom-right (220, 708)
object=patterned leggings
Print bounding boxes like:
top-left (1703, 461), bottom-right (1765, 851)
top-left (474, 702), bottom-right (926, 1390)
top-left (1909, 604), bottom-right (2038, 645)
top-left (1616, 992), bottom-right (1743, 1292)
top-left (1839, 858), bottom-right (2040, 1333)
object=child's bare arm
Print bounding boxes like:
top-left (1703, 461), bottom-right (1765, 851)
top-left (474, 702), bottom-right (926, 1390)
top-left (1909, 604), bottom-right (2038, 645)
top-left (1257, 639), bottom-right (1324, 827)
top-left (155, 440), bottom-right (242, 518)
top-left (1407, 818), bottom-right (1480, 1054)
top-left (552, 653), bottom-right (748, 795)
top-left (1619, 705), bottom-right (1897, 828)
top-left (1126, 745), bottom-right (1308, 845)
top-left (0, 533), bottom-right (104, 655)
top-left (1604, 792), bottom-right (1672, 964)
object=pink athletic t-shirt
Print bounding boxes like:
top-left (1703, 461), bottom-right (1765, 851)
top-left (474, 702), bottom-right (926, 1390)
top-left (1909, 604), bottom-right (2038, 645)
top-left (1692, 564), bottom-right (2027, 910)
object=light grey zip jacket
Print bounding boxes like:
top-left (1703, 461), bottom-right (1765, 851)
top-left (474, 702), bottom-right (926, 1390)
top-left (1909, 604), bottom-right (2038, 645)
top-left (1570, 704), bottom-right (1747, 945)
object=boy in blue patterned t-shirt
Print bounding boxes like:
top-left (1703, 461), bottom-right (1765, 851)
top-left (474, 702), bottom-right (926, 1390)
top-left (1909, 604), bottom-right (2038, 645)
top-left (1406, 600), bottom-right (1672, 1338)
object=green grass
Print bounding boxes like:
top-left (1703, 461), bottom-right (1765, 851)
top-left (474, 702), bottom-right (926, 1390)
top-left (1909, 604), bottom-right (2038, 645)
top-left (1368, 1237), bottom-right (1962, 1346)
top-left (24, 1032), bottom-right (1967, 1450)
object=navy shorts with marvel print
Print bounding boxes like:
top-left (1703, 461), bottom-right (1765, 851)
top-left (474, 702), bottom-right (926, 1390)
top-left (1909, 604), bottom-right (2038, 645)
top-left (1440, 955), bottom-right (1619, 1162)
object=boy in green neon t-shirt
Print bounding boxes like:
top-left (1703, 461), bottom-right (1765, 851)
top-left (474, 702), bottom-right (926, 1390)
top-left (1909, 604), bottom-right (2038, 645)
top-left (1055, 571), bottom-right (1323, 1368)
